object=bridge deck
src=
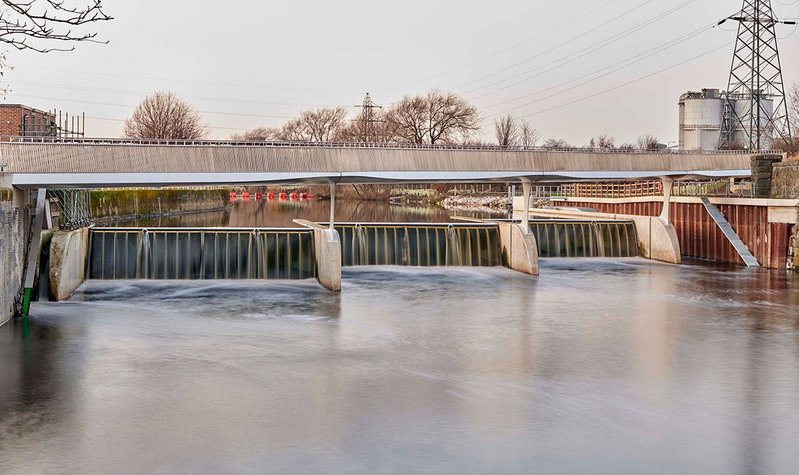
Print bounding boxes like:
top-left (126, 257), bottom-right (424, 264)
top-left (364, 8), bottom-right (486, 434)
top-left (0, 139), bottom-right (766, 188)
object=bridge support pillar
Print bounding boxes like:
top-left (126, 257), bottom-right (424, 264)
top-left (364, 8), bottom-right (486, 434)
top-left (660, 177), bottom-right (673, 223)
top-left (329, 183), bottom-right (336, 229)
top-left (20, 189), bottom-right (47, 317)
top-left (521, 180), bottom-right (532, 228)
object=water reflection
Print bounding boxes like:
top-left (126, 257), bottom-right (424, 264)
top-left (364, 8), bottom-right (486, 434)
top-left (104, 200), bottom-right (507, 228)
top-left (1, 262), bottom-right (797, 473)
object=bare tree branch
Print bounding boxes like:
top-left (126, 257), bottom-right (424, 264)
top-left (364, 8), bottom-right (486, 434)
top-left (0, 0), bottom-right (112, 54)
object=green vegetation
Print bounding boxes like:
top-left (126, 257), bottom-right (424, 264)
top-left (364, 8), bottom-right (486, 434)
top-left (90, 188), bottom-right (229, 221)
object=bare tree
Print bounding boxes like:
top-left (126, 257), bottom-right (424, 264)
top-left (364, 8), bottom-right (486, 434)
top-left (519, 121), bottom-right (540, 148)
top-left (231, 127), bottom-right (282, 141)
top-left (618, 142), bottom-right (635, 152)
top-left (494, 114), bottom-right (518, 147)
top-left (542, 138), bottom-right (571, 149)
top-left (337, 109), bottom-right (394, 143)
top-left (123, 92), bottom-right (206, 140)
top-left (588, 135), bottom-right (616, 150)
top-left (280, 107), bottom-right (348, 143)
top-left (636, 134), bottom-right (660, 151)
top-left (384, 90), bottom-right (480, 144)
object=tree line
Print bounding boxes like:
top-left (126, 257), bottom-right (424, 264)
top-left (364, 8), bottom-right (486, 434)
top-left (122, 87), bottom-right (799, 153)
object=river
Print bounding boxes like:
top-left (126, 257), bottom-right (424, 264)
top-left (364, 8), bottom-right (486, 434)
top-left (1, 201), bottom-right (798, 474)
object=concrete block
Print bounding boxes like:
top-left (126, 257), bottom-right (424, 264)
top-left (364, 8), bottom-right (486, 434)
top-left (497, 222), bottom-right (539, 276)
top-left (49, 227), bottom-right (89, 301)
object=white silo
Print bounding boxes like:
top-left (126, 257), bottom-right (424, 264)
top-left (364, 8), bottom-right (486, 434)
top-left (678, 89), bottom-right (724, 151)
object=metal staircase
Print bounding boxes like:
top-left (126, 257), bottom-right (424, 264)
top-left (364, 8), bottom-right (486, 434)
top-left (700, 197), bottom-right (760, 267)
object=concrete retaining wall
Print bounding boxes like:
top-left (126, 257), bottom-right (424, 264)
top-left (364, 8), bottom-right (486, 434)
top-left (49, 227), bottom-right (89, 301)
top-left (497, 222), bottom-right (539, 275)
top-left (0, 200), bottom-right (27, 326)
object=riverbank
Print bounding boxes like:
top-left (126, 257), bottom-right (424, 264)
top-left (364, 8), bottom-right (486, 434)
top-left (89, 188), bottom-right (230, 224)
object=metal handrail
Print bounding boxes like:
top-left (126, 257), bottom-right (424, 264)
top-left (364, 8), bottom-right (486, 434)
top-left (3, 136), bottom-right (775, 155)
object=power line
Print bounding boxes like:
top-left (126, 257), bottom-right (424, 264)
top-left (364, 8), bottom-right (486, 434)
top-left (447, 0), bottom-right (655, 93)
top-left (8, 78), bottom-right (344, 108)
top-left (8, 93), bottom-right (295, 120)
top-left (481, 23), bottom-right (714, 116)
top-left (461, 0), bottom-right (698, 100)
top-left (10, 64), bottom-right (363, 95)
top-left (516, 42), bottom-right (732, 119)
top-left (374, 0), bottom-right (626, 93)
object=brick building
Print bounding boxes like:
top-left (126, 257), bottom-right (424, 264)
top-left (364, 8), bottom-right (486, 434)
top-left (0, 104), bottom-right (84, 142)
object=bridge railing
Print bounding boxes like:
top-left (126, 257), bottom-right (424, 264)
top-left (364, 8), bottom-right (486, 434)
top-left (533, 180), bottom-right (757, 199)
top-left (4, 136), bottom-right (771, 155)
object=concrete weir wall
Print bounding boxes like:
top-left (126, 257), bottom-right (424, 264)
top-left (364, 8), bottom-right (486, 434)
top-left (294, 220), bottom-right (342, 291)
top-left (496, 222), bottom-right (539, 275)
top-left (49, 227), bottom-right (90, 301)
top-left (0, 199), bottom-right (27, 326)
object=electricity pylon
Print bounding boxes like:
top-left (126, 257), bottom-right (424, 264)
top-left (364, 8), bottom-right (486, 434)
top-left (353, 93), bottom-right (382, 142)
top-left (718, 0), bottom-right (795, 151)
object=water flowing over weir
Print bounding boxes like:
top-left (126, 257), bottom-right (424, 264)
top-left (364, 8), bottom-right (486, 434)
top-left (528, 220), bottom-right (639, 258)
top-left (335, 223), bottom-right (502, 267)
top-left (88, 228), bottom-right (317, 280)
top-left (84, 220), bottom-right (639, 284)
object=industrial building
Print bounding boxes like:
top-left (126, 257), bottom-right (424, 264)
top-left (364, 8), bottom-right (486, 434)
top-left (0, 104), bottom-right (84, 142)
top-left (678, 89), bottom-right (774, 151)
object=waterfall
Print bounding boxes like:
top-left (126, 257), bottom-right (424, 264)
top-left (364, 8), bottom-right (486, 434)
top-left (89, 228), bottom-right (316, 280)
top-left (336, 224), bottom-right (501, 268)
top-left (529, 220), bottom-right (639, 258)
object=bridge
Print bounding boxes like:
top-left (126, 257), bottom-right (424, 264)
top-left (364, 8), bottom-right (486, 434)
top-left (1, 138), bottom-right (757, 188)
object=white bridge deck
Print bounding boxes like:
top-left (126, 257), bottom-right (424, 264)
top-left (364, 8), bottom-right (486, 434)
top-left (0, 138), bottom-right (768, 188)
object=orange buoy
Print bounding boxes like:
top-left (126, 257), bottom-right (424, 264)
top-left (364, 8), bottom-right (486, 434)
top-left (255, 193), bottom-right (263, 200)
top-left (279, 192), bottom-right (287, 201)
top-left (229, 191), bottom-right (237, 201)
top-left (267, 192), bottom-right (275, 200)
top-left (242, 192), bottom-right (250, 201)
top-left (290, 192), bottom-right (298, 201)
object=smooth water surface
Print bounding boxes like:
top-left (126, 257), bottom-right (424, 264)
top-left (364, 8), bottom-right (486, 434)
top-left (1, 261), bottom-right (798, 474)
top-left (108, 199), bottom-right (507, 228)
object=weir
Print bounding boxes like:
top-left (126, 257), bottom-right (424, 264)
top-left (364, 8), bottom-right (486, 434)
top-left (335, 223), bottom-right (502, 267)
top-left (88, 228), bottom-right (317, 280)
top-left (528, 220), bottom-right (639, 258)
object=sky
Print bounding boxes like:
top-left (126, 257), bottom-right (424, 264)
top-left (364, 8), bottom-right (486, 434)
top-left (2, 0), bottom-right (798, 144)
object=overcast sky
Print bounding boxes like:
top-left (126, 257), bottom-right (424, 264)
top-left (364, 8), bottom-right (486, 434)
top-left (3, 0), bottom-right (798, 144)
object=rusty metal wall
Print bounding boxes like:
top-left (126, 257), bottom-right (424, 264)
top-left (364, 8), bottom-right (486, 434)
top-left (557, 200), bottom-right (791, 269)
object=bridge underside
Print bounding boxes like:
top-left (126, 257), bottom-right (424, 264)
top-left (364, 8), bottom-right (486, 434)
top-left (8, 170), bottom-right (751, 189)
